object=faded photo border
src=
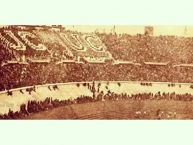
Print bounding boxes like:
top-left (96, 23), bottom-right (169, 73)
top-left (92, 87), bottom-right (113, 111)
top-left (1, 0), bottom-right (193, 145)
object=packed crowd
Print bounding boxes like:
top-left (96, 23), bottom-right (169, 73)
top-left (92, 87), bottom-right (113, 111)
top-left (98, 33), bottom-right (193, 63)
top-left (101, 91), bottom-right (193, 101)
top-left (1, 26), bottom-right (193, 63)
top-left (0, 46), bottom-right (18, 62)
top-left (1, 26), bottom-right (193, 91)
top-left (1, 63), bottom-right (193, 91)
top-left (1, 89), bottom-right (193, 119)
top-left (0, 95), bottom-right (95, 119)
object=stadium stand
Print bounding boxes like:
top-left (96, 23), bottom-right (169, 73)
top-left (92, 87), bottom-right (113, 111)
top-left (98, 33), bottom-right (193, 63)
top-left (1, 25), bottom-right (193, 91)
top-left (1, 25), bottom-right (193, 118)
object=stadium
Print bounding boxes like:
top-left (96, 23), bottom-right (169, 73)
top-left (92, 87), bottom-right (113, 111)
top-left (1, 25), bottom-right (193, 119)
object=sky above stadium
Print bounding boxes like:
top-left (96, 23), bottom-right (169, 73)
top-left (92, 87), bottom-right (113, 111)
top-left (1, 25), bottom-right (193, 37)
top-left (64, 26), bottom-right (193, 37)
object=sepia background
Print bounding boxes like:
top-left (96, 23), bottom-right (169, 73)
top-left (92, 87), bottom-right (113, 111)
top-left (64, 25), bottom-right (193, 37)
top-left (1, 0), bottom-right (193, 145)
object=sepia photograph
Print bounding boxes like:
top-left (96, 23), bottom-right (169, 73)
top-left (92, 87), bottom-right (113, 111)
top-left (2, 0), bottom-right (193, 145)
top-left (1, 25), bottom-right (193, 119)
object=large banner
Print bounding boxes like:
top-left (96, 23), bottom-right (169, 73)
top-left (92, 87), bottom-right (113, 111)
top-left (0, 27), bottom-right (112, 62)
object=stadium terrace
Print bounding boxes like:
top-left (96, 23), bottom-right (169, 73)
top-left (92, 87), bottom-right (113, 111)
top-left (1, 25), bottom-right (193, 119)
top-left (1, 25), bottom-right (193, 91)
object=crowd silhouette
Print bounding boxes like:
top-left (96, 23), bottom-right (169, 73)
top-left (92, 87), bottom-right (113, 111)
top-left (1, 63), bottom-right (193, 91)
top-left (1, 26), bottom-right (193, 119)
top-left (1, 26), bottom-right (193, 91)
top-left (98, 33), bottom-right (193, 63)
top-left (1, 89), bottom-right (193, 119)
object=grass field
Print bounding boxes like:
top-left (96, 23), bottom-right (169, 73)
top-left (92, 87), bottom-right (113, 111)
top-left (23, 99), bottom-right (193, 119)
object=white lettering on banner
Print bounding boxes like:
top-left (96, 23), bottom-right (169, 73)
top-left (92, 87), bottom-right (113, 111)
top-left (85, 35), bottom-right (105, 52)
top-left (0, 34), bottom-right (10, 48)
top-left (18, 31), bottom-right (47, 50)
top-left (0, 33), bottom-right (22, 61)
top-left (63, 48), bottom-right (74, 58)
top-left (57, 42), bottom-right (74, 58)
top-left (60, 33), bottom-right (86, 51)
top-left (83, 56), bottom-right (106, 61)
top-left (3, 30), bottom-right (26, 50)
top-left (0, 29), bottom-right (111, 60)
